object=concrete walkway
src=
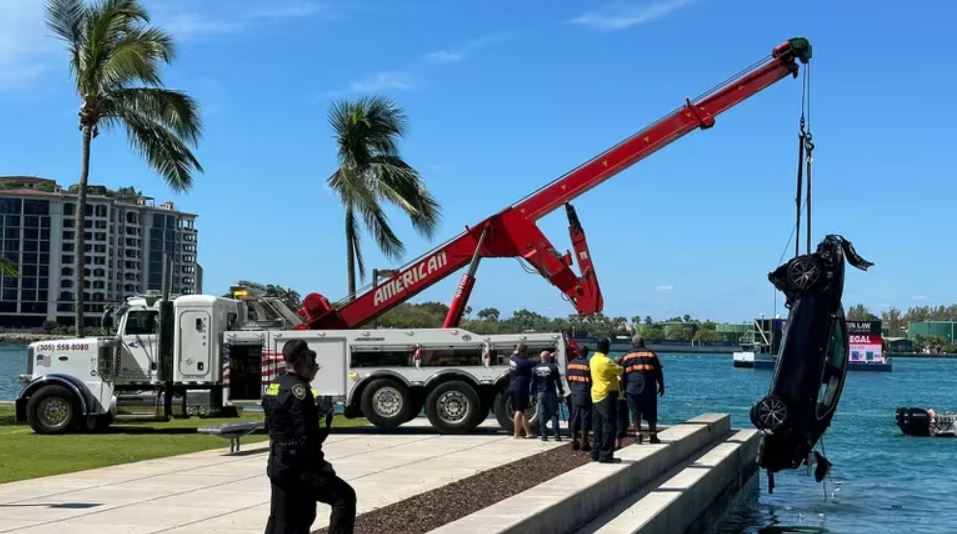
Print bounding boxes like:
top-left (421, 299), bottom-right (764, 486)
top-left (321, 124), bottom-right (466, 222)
top-left (0, 420), bottom-right (558, 534)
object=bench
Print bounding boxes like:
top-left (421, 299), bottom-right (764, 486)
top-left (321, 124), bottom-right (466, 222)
top-left (197, 421), bottom-right (264, 453)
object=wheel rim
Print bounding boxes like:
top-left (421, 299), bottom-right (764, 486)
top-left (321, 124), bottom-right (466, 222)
top-left (756, 397), bottom-right (787, 430)
top-left (437, 391), bottom-right (471, 425)
top-left (38, 397), bottom-right (71, 429)
top-left (788, 259), bottom-right (820, 290)
top-left (372, 386), bottom-right (403, 418)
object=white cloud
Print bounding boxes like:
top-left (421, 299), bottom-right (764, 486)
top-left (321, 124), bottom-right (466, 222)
top-left (0, 0), bottom-right (57, 90)
top-left (349, 71), bottom-right (416, 93)
top-left (423, 50), bottom-right (465, 64)
top-left (570, 0), bottom-right (699, 31)
top-left (153, 1), bottom-right (333, 39)
top-left (912, 295), bottom-right (927, 301)
top-left (656, 284), bottom-right (674, 292)
top-left (329, 33), bottom-right (511, 97)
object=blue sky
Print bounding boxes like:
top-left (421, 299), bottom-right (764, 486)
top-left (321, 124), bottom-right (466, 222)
top-left (1, 0), bottom-right (955, 323)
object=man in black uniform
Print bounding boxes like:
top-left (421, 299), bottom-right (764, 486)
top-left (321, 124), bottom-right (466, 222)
top-left (620, 335), bottom-right (665, 444)
top-left (565, 345), bottom-right (592, 451)
top-left (263, 339), bottom-right (356, 534)
top-left (530, 350), bottom-right (564, 441)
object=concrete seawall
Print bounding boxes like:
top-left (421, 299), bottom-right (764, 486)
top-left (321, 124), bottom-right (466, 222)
top-left (430, 413), bottom-right (759, 534)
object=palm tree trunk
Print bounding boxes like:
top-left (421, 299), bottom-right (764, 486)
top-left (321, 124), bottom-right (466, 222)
top-left (345, 207), bottom-right (356, 298)
top-left (74, 126), bottom-right (92, 337)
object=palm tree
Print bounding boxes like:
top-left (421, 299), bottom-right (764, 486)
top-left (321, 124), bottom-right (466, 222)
top-left (328, 96), bottom-right (440, 297)
top-left (46, 0), bottom-right (202, 335)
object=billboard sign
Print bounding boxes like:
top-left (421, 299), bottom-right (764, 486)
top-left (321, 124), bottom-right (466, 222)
top-left (849, 333), bottom-right (883, 363)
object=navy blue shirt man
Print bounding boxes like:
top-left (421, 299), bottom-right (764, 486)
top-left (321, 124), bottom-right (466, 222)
top-left (509, 343), bottom-right (538, 438)
top-left (621, 335), bottom-right (665, 444)
top-left (531, 350), bottom-right (564, 441)
top-left (263, 339), bottom-right (356, 534)
top-left (566, 345), bottom-right (592, 451)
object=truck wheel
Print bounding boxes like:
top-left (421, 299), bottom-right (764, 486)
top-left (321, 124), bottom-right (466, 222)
top-left (426, 381), bottom-right (483, 434)
top-left (750, 395), bottom-right (789, 433)
top-left (361, 378), bottom-right (413, 428)
top-left (492, 389), bottom-right (540, 432)
top-left (493, 389), bottom-right (512, 432)
top-left (27, 385), bottom-right (79, 434)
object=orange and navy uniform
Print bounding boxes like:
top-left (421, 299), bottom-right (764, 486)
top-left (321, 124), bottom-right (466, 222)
top-left (565, 357), bottom-right (592, 407)
top-left (620, 350), bottom-right (663, 396)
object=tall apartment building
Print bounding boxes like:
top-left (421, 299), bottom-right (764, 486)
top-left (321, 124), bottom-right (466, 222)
top-left (0, 176), bottom-right (200, 328)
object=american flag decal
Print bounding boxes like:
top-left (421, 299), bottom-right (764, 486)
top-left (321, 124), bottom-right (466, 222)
top-left (36, 354), bottom-right (51, 367)
top-left (222, 345), bottom-right (283, 389)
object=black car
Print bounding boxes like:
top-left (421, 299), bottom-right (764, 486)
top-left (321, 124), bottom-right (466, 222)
top-left (750, 235), bottom-right (872, 491)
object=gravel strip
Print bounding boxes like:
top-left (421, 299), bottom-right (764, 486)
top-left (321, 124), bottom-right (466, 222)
top-left (315, 441), bottom-right (591, 534)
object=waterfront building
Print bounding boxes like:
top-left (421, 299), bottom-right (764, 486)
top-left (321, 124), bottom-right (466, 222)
top-left (908, 321), bottom-right (957, 344)
top-left (0, 176), bottom-right (200, 328)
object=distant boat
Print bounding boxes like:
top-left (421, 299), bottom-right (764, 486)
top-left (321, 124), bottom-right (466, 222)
top-left (733, 318), bottom-right (892, 372)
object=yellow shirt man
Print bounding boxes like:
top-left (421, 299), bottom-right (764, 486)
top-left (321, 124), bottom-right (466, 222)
top-left (590, 351), bottom-right (623, 403)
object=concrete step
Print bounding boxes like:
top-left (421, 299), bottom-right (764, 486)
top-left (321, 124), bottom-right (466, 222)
top-left (578, 429), bottom-right (760, 534)
top-left (428, 413), bottom-right (732, 534)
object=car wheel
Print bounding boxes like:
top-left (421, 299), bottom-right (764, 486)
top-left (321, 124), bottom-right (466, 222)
top-left (426, 381), bottom-right (483, 434)
top-left (751, 395), bottom-right (789, 433)
top-left (27, 385), bottom-right (79, 434)
top-left (361, 378), bottom-right (413, 428)
top-left (786, 256), bottom-right (822, 292)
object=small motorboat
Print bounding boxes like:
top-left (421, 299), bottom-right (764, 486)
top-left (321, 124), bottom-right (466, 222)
top-left (896, 407), bottom-right (957, 437)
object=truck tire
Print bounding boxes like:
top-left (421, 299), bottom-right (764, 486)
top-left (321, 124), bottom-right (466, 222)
top-left (361, 378), bottom-right (413, 428)
top-left (27, 385), bottom-right (80, 434)
top-left (426, 381), bottom-right (483, 434)
top-left (493, 389), bottom-right (512, 432)
top-left (492, 389), bottom-right (541, 433)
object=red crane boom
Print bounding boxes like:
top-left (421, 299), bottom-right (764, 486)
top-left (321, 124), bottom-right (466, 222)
top-left (297, 38), bottom-right (812, 330)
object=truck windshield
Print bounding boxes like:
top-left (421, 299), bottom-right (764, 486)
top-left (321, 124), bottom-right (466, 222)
top-left (125, 310), bottom-right (159, 335)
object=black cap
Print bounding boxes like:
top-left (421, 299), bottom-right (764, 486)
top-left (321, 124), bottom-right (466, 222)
top-left (283, 339), bottom-right (316, 364)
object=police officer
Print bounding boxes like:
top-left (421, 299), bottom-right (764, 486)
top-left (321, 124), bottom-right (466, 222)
top-left (620, 335), bottom-right (665, 444)
top-left (509, 343), bottom-right (538, 438)
top-left (565, 345), bottom-right (592, 451)
top-left (263, 339), bottom-right (356, 534)
top-left (530, 350), bottom-right (564, 441)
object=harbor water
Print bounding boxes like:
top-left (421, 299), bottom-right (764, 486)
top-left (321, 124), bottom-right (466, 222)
top-left (2, 345), bottom-right (956, 531)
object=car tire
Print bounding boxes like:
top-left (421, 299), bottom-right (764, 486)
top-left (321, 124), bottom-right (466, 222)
top-left (426, 381), bottom-right (483, 434)
top-left (785, 256), bottom-right (823, 293)
top-left (27, 385), bottom-right (80, 434)
top-left (361, 378), bottom-right (413, 428)
top-left (750, 395), bottom-right (789, 433)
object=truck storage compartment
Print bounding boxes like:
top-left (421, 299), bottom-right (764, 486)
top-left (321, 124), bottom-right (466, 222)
top-left (227, 344), bottom-right (264, 401)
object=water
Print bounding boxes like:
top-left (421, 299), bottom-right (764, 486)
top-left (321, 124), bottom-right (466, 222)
top-left (2, 346), bottom-right (955, 531)
top-left (0, 344), bottom-right (26, 401)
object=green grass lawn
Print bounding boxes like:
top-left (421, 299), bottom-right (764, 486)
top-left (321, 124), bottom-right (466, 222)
top-left (0, 405), bottom-right (366, 484)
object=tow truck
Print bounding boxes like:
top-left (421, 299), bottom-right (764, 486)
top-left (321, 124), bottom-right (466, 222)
top-left (16, 38), bottom-right (812, 434)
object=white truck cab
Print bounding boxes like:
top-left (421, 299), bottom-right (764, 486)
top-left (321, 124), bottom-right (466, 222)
top-left (16, 294), bottom-right (570, 435)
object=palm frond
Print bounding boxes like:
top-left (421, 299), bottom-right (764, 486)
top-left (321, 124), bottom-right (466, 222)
top-left (105, 87), bottom-right (200, 142)
top-left (346, 207), bottom-right (366, 280)
top-left (367, 155), bottom-right (440, 237)
top-left (120, 110), bottom-right (202, 191)
top-left (45, 0), bottom-right (87, 82)
top-left (359, 202), bottom-right (404, 260)
top-left (81, 0), bottom-right (151, 95)
top-left (99, 27), bottom-right (174, 88)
